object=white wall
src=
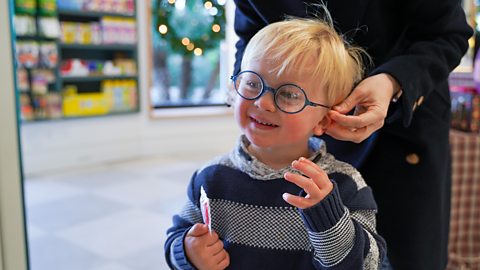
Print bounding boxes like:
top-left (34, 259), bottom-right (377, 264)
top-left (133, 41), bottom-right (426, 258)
top-left (21, 0), bottom-right (240, 176)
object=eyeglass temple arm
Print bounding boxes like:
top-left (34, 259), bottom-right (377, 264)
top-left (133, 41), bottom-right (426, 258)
top-left (310, 101), bottom-right (331, 110)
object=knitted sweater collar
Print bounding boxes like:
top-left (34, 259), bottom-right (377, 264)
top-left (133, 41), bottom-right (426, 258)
top-left (229, 135), bottom-right (327, 181)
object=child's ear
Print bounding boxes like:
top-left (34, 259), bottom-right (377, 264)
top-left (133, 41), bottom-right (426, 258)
top-left (313, 115), bottom-right (331, 136)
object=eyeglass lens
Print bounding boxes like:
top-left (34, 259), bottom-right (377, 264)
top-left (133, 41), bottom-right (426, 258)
top-left (234, 71), bottom-right (307, 113)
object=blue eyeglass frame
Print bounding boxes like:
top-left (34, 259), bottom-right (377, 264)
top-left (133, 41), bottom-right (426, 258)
top-left (230, 70), bottom-right (331, 114)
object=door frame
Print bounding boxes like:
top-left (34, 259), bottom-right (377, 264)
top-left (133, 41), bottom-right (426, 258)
top-left (0, 0), bottom-right (29, 269)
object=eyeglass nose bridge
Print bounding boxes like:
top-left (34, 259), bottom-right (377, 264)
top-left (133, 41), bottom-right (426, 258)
top-left (257, 85), bottom-right (277, 99)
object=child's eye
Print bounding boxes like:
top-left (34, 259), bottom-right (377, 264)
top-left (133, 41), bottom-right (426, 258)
top-left (246, 81), bottom-right (261, 89)
top-left (279, 91), bottom-right (301, 100)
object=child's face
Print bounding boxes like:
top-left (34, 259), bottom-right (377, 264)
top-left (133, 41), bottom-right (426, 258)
top-left (234, 59), bottom-right (330, 151)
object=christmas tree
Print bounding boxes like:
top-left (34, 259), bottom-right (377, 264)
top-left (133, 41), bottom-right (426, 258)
top-left (154, 0), bottom-right (226, 101)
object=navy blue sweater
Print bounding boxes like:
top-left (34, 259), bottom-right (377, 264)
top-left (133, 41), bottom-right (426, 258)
top-left (165, 136), bottom-right (386, 269)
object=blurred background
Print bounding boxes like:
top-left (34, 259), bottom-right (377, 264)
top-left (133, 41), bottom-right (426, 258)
top-left (6, 0), bottom-right (238, 269)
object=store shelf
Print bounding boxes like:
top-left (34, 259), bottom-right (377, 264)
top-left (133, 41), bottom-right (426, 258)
top-left (13, 0), bottom-right (139, 122)
top-left (15, 35), bottom-right (58, 41)
top-left (61, 75), bottom-right (137, 82)
top-left (63, 109), bottom-right (140, 118)
top-left (59, 43), bottom-right (136, 51)
top-left (58, 9), bottom-right (135, 18)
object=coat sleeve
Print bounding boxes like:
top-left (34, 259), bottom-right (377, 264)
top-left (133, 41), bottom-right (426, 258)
top-left (299, 177), bottom-right (386, 269)
top-left (164, 171), bottom-right (203, 270)
top-left (371, 0), bottom-right (473, 126)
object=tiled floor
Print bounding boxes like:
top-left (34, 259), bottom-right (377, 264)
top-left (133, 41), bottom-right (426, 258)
top-left (24, 153), bottom-right (218, 270)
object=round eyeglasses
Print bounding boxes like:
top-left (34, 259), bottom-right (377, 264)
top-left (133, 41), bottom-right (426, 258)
top-left (230, 70), bottom-right (331, 114)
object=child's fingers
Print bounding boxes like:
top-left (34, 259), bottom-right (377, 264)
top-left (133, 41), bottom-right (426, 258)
top-left (217, 250), bottom-right (230, 269)
top-left (282, 192), bottom-right (311, 209)
top-left (205, 231), bottom-right (220, 246)
top-left (187, 223), bottom-right (209, 237)
top-left (291, 157), bottom-right (330, 189)
top-left (284, 158), bottom-right (334, 209)
top-left (292, 157), bottom-right (325, 178)
top-left (284, 171), bottom-right (319, 197)
top-left (210, 239), bottom-right (225, 255)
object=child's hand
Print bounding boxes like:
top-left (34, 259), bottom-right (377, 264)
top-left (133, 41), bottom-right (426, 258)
top-left (283, 157), bottom-right (333, 209)
top-left (184, 223), bottom-right (230, 270)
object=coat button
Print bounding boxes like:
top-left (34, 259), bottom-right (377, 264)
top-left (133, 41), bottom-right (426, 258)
top-left (406, 153), bottom-right (420, 165)
top-left (416, 96), bottom-right (424, 106)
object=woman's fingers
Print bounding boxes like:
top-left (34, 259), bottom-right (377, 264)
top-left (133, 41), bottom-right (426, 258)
top-left (328, 108), bottom-right (383, 129)
top-left (326, 117), bottom-right (383, 143)
top-left (326, 73), bottom-right (396, 143)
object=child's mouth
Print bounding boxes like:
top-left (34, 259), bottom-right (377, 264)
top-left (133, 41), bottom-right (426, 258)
top-left (251, 117), bottom-right (278, 127)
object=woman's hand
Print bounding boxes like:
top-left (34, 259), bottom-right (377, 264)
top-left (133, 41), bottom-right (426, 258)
top-left (283, 157), bottom-right (333, 209)
top-left (184, 223), bottom-right (230, 270)
top-left (326, 73), bottom-right (400, 143)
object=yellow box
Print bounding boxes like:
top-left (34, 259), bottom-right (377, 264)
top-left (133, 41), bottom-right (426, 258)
top-left (61, 22), bottom-right (77, 44)
top-left (63, 92), bottom-right (109, 117)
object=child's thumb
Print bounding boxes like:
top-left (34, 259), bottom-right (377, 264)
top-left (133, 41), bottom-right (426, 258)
top-left (187, 223), bottom-right (209, 237)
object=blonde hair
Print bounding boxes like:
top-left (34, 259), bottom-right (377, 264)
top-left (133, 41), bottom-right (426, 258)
top-left (241, 15), bottom-right (368, 106)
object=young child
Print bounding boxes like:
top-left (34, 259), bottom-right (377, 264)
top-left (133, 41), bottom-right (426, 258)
top-left (164, 16), bottom-right (387, 270)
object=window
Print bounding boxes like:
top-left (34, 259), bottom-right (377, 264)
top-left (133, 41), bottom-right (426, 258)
top-left (149, 0), bottom-right (228, 111)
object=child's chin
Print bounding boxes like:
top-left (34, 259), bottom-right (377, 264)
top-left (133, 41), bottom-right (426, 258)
top-left (245, 135), bottom-right (273, 148)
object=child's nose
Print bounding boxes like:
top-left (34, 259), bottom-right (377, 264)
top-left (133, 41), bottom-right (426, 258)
top-left (254, 92), bottom-right (276, 112)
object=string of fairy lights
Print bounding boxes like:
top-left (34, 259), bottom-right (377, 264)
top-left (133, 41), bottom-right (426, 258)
top-left (156, 0), bottom-right (226, 56)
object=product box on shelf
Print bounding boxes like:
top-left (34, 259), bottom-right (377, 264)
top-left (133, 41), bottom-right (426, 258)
top-left (62, 85), bottom-right (109, 116)
top-left (15, 41), bottom-right (39, 68)
top-left (58, 0), bottom-right (135, 14)
top-left (19, 93), bottom-right (34, 121)
top-left (102, 79), bottom-right (137, 112)
top-left (15, 0), bottom-right (37, 14)
top-left (38, 17), bottom-right (60, 38)
top-left (38, 0), bottom-right (57, 16)
top-left (14, 15), bottom-right (36, 36)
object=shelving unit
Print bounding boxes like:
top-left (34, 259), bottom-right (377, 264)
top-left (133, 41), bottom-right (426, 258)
top-left (59, 43), bottom-right (136, 50)
top-left (61, 75), bottom-right (137, 82)
top-left (13, 0), bottom-right (139, 122)
top-left (57, 9), bottom-right (135, 18)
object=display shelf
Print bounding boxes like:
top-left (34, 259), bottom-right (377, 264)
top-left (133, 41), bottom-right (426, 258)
top-left (58, 9), bottom-right (135, 19)
top-left (61, 75), bottom-right (137, 82)
top-left (59, 43), bottom-right (137, 51)
top-left (13, 0), bottom-right (139, 122)
top-left (15, 35), bottom-right (58, 41)
top-left (22, 108), bottom-right (140, 123)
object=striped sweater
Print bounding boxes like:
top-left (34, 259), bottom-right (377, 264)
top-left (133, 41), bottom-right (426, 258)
top-left (165, 136), bottom-right (387, 269)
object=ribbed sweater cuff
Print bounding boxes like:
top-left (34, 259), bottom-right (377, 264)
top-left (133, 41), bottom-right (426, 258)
top-left (170, 231), bottom-right (195, 270)
top-left (300, 181), bottom-right (345, 232)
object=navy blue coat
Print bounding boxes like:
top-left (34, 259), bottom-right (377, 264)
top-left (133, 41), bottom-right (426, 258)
top-left (233, 1), bottom-right (473, 269)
